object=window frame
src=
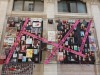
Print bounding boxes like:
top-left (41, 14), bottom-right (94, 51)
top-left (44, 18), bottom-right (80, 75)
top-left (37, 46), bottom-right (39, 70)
top-left (58, 0), bottom-right (87, 13)
top-left (13, 0), bottom-right (44, 12)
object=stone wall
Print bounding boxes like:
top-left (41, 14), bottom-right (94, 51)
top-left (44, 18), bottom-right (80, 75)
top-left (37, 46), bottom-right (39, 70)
top-left (0, 0), bottom-right (8, 54)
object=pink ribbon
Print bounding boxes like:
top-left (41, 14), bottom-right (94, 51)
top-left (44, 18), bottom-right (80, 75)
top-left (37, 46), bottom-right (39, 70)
top-left (79, 20), bottom-right (92, 52)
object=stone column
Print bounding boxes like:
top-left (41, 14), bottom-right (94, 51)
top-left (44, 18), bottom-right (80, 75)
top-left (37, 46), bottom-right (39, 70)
top-left (45, 0), bottom-right (55, 18)
top-left (43, 1), bottom-right (57, 75)
top-left (7, 0), bottom-right (14, 16)
top-left (91, 3), bottom-right (100, 75)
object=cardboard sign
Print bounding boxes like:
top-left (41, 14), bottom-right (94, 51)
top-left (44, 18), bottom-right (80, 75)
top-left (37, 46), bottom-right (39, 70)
top-left (48, 31), bottom-right (56, 41)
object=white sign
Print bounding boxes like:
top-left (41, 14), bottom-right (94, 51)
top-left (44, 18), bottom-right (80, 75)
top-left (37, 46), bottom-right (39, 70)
top-left (48, 31), bottom-right (56, 41)
top-left (26, 38), bottom-right (32, 44)
top-left (57, 52), bottom-right (63, 61)
top-left (13, 54), bottom-right (17, 58)
top-left (32, 22), bottom-right (41, 27)
top-left (4, 37), bottom-right (14, 45)
top-left (47, 45), bottom-right (53, 49)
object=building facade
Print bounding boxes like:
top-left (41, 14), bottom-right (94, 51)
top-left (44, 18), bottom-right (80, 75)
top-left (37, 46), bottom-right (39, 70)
top-left (0, 0), bottom-right (100, 75)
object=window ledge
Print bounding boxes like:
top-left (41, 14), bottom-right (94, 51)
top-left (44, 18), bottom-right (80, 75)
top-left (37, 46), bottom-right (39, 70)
top-left (58, 12), bottom-right (87, 14)
top-left (55, 12), bottom-right (92, 18)
top-left (11, 11), bottom-right (47, 18)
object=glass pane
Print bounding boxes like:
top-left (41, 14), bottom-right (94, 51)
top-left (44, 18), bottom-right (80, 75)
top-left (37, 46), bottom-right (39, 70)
top-left (58, 1), bottom-right (68, 12)
top-left (34, 0), bottom-right (44, 11)
top-left (77, 2), bottom-right (87, 13)
top-left (70, 2), bottom-right (77, 13)
top-left (24, 1), bottom-right (34, 11)
top-left (13, 1), bottom-right (23, 11)
top-left (13, 0), bottom-right (44, 12)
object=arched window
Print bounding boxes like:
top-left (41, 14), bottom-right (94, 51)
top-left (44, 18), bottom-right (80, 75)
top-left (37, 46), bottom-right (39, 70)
top-left (13, 0), bottom-right (44, 11)
top-left (58, 0), bottom-right (87, 13)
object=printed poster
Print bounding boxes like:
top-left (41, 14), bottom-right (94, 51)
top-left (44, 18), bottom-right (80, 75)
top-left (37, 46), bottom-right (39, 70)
top-left (34, 49), bottom-right (38, 54)
top-left (90, 44), bottom-right (96, 51)
top-left (18, 54), bottom-right (23, 59)
top-left (5, 27), bottom-right (17, 37)
top-left (80, 31), bottom-right (84, 36)
top-left (21, 45), bottom-right (26, 52)
top-left (47, 45), bottom-right (53, 49)
top-left (21, 36), bottom-right (25, 41)
top-left (89, 36), bottom-right (95, 43)
top-left (65, 41), bottom-right (68, 45)
top-left (13, 54), bottom-right (17, 58)
top-left (48, 31), bottom-right (56, 41)
top-left (74, 45), bottom-right (78, 51)
top-left (0, 54), bottom-right (6, 59)
top-left (32, 22), bottom-right (41, 27)
top-left (4, 37), bottom-right (15, 46)
top-left (26, 49), bottom-right (33, 58)
top-left (31, 18), bottom-right (42, 22)
top-left (22, 56), bottom-right (26, 62)
top-left (57, 52), bottom-right (63, 61)
top-left (26, 38), bottom-right (32, 44)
